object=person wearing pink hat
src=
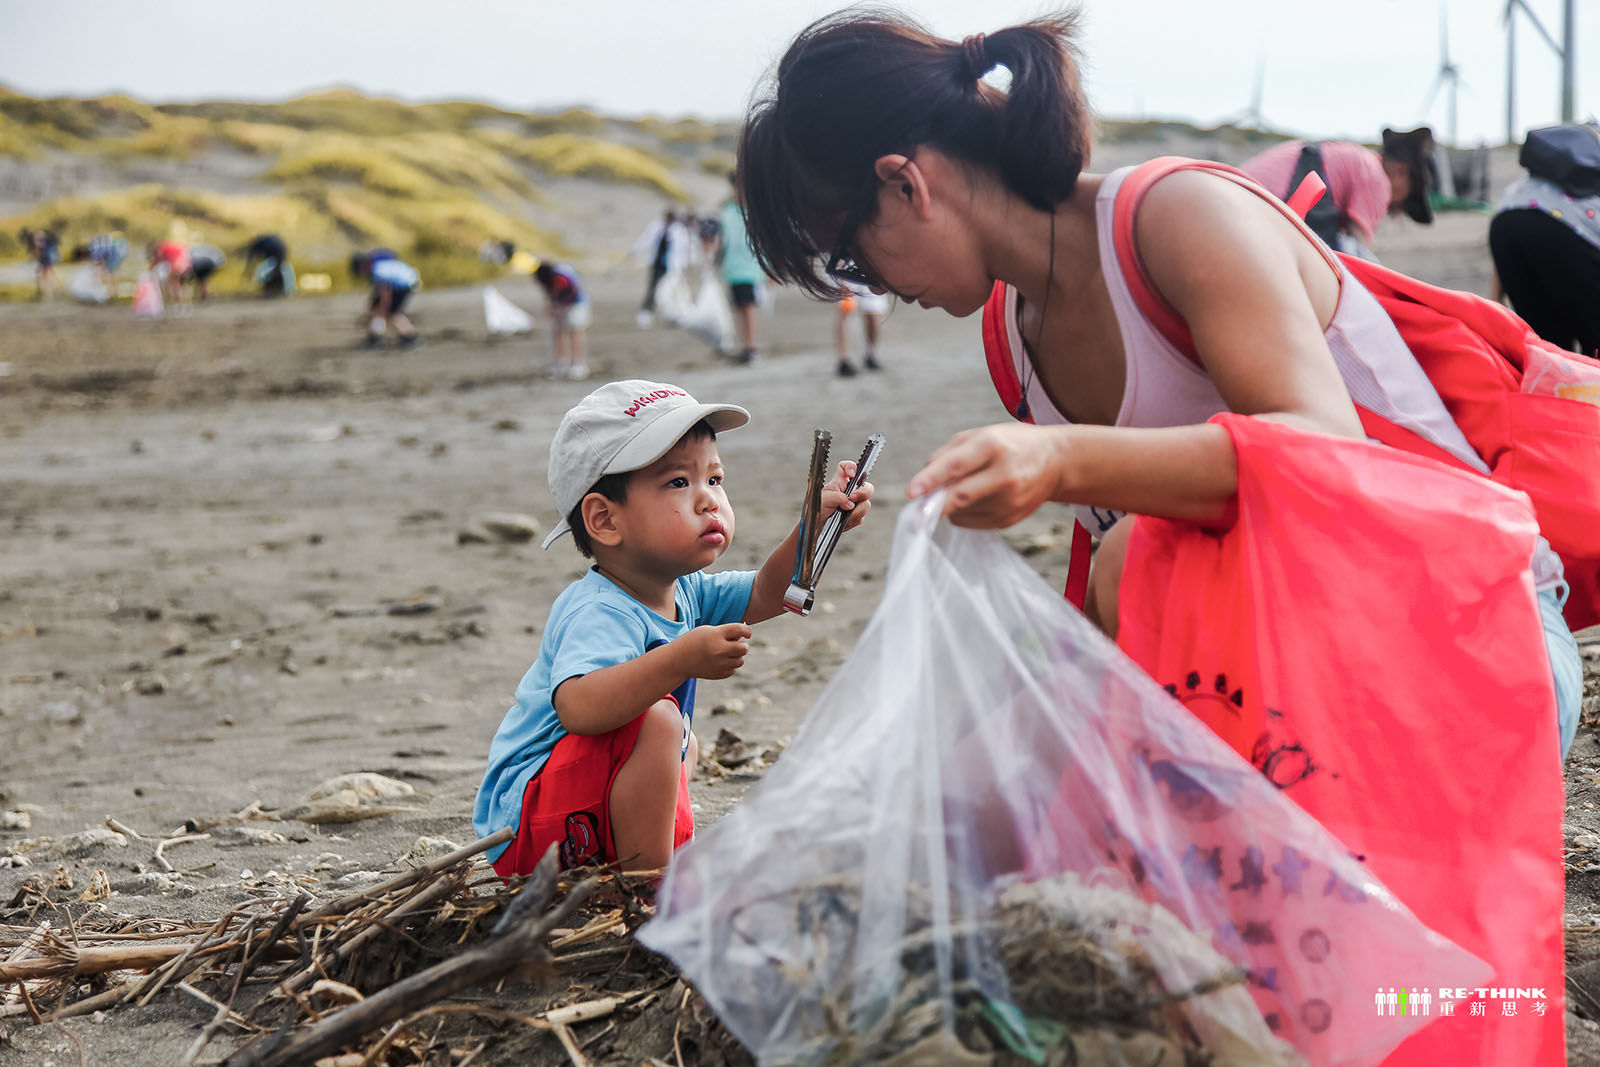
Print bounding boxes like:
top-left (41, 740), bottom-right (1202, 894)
top-left (1239, 128), bottom-right (1435, 259)
top-left (474, 380), bottom-right (875, 878)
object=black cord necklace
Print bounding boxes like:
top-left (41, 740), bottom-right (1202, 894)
top-left (1014, 209), bottom-right (1056, 422)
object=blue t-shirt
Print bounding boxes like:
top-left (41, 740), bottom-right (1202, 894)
top-left (474, 566), bottom-right (756, 861)
top-left (371, 257), bottom-right (419, 290)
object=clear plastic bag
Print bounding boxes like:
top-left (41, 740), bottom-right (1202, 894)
top-left (482, 285), bottom-right (534, 335)
top-left (681, 272), bottom-right (735, 354)
top-left (639, 494), bottom-right (1487, 1067)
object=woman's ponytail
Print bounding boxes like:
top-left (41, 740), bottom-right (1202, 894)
top-left (737, 7), bottom-right (1091, 298)
top-left (981, 15), bottom-right (1090, 212)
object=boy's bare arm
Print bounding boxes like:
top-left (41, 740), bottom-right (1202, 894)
top-left (553, 624), bottom-right (750, 735)
top-left (745, 461), bottom-right (874, 624)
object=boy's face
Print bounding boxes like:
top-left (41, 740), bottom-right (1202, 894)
top-left (604, 433), bottom-right (733, 575)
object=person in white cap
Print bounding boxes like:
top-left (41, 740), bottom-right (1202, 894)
top-left (474, 379), bottom-right (875, 877)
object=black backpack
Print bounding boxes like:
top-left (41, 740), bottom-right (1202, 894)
top-left (1286, 143), bottom-right (1343, 248)
top-left (1520, 122), bottom-right (1600, 198)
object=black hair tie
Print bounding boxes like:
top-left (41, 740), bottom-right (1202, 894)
top-left (961, 33), bottom-right (991, 80)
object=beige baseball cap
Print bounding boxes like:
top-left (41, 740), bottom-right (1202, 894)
top-left (542, 379), bottom-right (750, 549)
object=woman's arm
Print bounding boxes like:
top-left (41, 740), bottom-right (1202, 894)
top-left (1135, 169), bottom-right (1364, 439)
top-left (909, 421), bottom-right (1237, 528)
top-left (911, 169), bottom-right (1364, 528)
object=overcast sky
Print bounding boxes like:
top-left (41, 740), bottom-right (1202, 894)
top-left (2, 0), bottom-right (1594, 145)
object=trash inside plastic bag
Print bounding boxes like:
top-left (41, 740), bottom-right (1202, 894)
top-left (640, 493), bottom-right (1486, 1067)
top-left (483, 285), bottom-right (534, 335)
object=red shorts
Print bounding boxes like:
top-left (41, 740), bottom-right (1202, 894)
top-left (491, 711), bottom-right (694, 878)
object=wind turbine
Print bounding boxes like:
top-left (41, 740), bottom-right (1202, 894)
top-left (1422, 5), bottom-right (1464, 147)
top-left (1503, 0), bottom-right (1577, 142)
top-left (1223, 55), bottom-right (1268, 130)
top-left (1239, 57), bottom-right (1267, 129)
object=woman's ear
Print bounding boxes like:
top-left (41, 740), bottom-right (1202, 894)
top-left (872, 153), bottom-right (932, 219)
top-left (581, 493), bottom-right (623, 549)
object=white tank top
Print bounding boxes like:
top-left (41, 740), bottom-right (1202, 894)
top-left (996, 164), bottom-right (1561, 587)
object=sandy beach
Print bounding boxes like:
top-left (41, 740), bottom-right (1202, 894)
top-left (4, 144), bottom-right (1600, 1063)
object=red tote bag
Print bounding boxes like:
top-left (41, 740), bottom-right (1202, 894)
top-left (1117, 414), bottom-right (1563, 1066)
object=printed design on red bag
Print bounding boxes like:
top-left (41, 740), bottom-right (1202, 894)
top-left (1250, 726), bottom-right (1318, 791)
top-left (1099, 796), bottom-right (1370, 1043)
top-left (1162, 670), bottom-right (1244, 716)
top-left (1162, 672), bottom-right (1321, 790)
top-left (560, 810), bottom-right (602, 868)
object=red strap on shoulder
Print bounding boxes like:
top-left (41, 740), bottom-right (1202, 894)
top-left (1111, 157), bottom-right (1203, 361)
top-left (982, 278), bottom-right (1092, 607)
top-left (981, 280), bottom-right (1029, 422)
top-left (1065, 522), bottom-right (1091, 609)
top-left (1110, 157), bottom-right (1341, 367)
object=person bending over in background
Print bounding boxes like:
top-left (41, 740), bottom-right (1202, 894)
top-left (148, 239), bottom-right (192, 309)
top-left (1489, 130), bottom-right (1600, 356)
top-left (351, 251), bottom-right (421, 349)
top-left (1239, 127), bottom-right (1435, 260)
top-left (242, 233), bottom-right (293, 297)
top-left (185, 243), bottom-right (226, 303)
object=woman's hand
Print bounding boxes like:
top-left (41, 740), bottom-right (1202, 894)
top-left (907, 424), bottom-right (1063, 528)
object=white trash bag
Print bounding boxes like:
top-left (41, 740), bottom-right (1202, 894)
top-left (67, 265), bottom-right (109, 304)
top-left (681, 273), bottom-right (735, 354)
top-left (639, 494), bottom-right (1485, 1067)
top-left (483, 285), bottom-right (534, 335)
top-left (652, 269), bottom-right (694, 327)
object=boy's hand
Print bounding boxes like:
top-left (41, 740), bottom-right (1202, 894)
top-left (674, 622), bottom-right (751, 679)
top-left (821, 460), bottom-right (874, 532)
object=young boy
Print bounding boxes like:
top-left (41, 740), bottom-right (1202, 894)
top-left (474, 379), bottom-right (873, 876)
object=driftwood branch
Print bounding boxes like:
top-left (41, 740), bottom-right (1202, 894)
top-left (305, 828), bottom-right (511, 921)
top-left (226, 843), bottom-right (593, 1067)
top-left (0, 944), bottom-right (188, 982)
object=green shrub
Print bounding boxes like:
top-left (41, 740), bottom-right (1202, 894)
top-left (268, 137), bottom-right (440, 199)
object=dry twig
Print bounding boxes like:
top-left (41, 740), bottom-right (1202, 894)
top-left (226, 843), bottom-right (590, 1067)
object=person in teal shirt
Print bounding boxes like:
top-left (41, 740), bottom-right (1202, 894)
top-left (718, 173), bottom-right (766, 365)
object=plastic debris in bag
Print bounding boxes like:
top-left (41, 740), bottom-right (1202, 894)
top-left (483, 285), bottom-right (534, 335)
top-left (640, 491), bottom-right (1486, 1067)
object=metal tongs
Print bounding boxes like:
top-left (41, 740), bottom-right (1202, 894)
top-left (783, 429), bottom-right (886, 616)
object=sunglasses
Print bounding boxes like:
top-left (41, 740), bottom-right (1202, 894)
top-left (822, 174), bottom-right (884, 290)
